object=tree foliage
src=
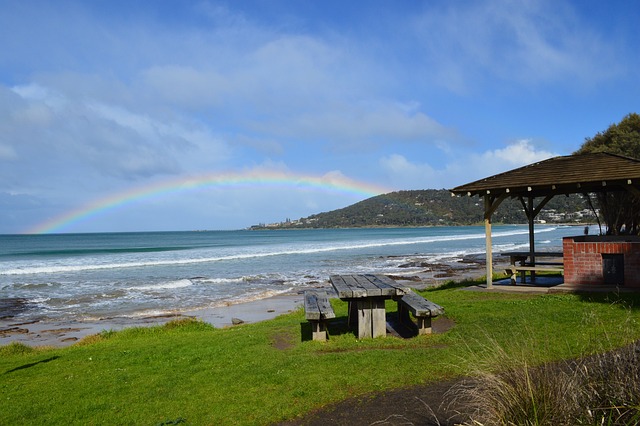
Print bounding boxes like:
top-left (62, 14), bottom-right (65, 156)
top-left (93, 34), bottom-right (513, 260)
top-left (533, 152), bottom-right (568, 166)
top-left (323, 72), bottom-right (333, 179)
top-left (575, 113), bottom-right (640, 158)
top-left (575, 113), bottom-right (640, 235)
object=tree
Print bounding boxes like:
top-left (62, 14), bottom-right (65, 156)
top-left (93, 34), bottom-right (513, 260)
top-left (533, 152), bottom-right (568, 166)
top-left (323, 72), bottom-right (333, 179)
top-left (575, 113), bottom-right (640, 234)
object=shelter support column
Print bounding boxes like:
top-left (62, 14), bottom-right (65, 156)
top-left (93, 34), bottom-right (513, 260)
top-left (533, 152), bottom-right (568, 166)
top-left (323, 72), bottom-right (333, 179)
top-left (484, 193), bottom-right (508, 289)
top-left (528, 196), bottom-right (536, 280)
top-left (485, 196), bottom-right (493, 288)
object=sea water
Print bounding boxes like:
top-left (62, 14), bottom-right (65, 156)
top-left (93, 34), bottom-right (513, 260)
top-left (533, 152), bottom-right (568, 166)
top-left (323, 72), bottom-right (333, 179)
top-left (0, 225), bottom-right (586, 322)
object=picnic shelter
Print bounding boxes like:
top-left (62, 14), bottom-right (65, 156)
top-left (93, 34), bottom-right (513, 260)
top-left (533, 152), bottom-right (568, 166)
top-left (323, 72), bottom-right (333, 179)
top-left (450, 152), bottom-right (640, 288)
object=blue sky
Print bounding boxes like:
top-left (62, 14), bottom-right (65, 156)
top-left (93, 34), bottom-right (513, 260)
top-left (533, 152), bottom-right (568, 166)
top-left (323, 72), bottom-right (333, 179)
top-left (1, 0), bottom-right (639, 233)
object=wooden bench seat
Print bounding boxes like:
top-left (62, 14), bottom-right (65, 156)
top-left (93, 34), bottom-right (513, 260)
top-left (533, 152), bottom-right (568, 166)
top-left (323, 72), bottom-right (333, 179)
top-left (396, 291), bottom-right (444, 335)
top-left (303, 290), bottom-right (335, 341)
top-left (505, 265), bottom-right (564, 285)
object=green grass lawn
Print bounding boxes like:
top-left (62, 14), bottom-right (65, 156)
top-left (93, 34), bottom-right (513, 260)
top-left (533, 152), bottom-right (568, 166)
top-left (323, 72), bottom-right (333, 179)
top-left (2, 280), bottom-right (640, 425)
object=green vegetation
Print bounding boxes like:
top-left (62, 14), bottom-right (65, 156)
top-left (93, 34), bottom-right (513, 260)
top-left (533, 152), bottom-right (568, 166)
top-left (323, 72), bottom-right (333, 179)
top-left (252, 189), bottom-right (593, 228)
top-left (454, 338), bottom-right (640, 425)
top-left (576, 113), bottom-right (640, 161)
top-left (575, 112), bottom-right (640, 235)
top-left (2, 282), bottom-right (640, 425)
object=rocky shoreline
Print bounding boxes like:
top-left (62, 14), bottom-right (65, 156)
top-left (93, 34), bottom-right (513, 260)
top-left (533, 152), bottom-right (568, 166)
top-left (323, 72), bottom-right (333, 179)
top-left (0, 293), bottom-right (307, 348)
top-left (0, 254), bottom-right (505, 348)
top-left (0, 298), bottom-right (30, 320)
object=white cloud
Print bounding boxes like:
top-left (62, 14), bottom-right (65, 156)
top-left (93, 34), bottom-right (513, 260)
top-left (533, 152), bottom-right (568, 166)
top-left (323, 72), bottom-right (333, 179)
top-left (446, 140), bottom-right (557, 187)
top-left (412, 0), bottom-right (623, 92)
top-left (141, 65), bottom-right (229, 108)
top-left (120, 22), bottom-right (450, 150)
top-left (11, 103), bottom-right (55, 126)
top-left (233, 134), bottom-right (284, 156)
top-left (381, 140), bottom-right (559, 190)
top-left (379, 154), bottom-right (443, 189)
top-left (86, 102), bottom-right (229, 166)
top-left (479, 139), bottom-right (556, 167)
top-left (255, 101), bottom-right (453, 148)
top-left (380, 154), bottom-right (416, 177)
top-left (1, 3), bottom-right (459, 178)
top-left (0, 144), bottom-right (17, 160)
top-left (0, 80), bottom-right (234, 199)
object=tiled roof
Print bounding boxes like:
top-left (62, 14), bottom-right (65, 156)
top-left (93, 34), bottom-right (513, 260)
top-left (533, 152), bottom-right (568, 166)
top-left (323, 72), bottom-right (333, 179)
top-left (450, 152), bottom-right (640, 198)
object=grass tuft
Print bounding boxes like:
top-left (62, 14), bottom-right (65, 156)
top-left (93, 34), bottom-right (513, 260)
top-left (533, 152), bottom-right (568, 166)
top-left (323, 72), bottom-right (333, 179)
top-left (75, 318), bottom-right (213, 347)
top-left (162, 317), bottom-right (214, 331)
top-left (0, 341), bottom-right (37, 356)
top-left (579, 340), bottom-right (640, 425)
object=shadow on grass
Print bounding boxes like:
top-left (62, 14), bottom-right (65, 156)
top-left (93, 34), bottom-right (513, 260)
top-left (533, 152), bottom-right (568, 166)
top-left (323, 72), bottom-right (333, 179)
top-left (4, 356), bottom-right (60, 374)
top-left (428, 279), bottom-right (477, 291)
top-left (301, 313), bottom-right (426, 341)
top-left (574, 290), bottom-right (640, 311)
top-left (326, 317), bottom-right (352, 337)
top-left (299, 317), bottom-right (354, 342)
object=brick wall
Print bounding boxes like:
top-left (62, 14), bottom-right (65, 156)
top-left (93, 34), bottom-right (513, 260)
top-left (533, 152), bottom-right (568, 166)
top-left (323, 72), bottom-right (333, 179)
top-left (563, 236), bottom-right (640, 287)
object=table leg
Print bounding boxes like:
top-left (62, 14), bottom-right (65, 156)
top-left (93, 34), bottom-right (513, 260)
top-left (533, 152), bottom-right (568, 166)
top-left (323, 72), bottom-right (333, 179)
top-left (511, 255), bottom-right (527, 284)
top-left (356, 300), bottom-right (372, 338)
top-left (371, 298), bottom-right (386, 338)
top-left (355, 298), bottom-right (387, 339)
top-left (347, 301), bottom-right (357, 329)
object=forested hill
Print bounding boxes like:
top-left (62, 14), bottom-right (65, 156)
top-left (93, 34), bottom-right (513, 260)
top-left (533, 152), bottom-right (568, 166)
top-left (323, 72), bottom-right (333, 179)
top-left (251, 189), bottom-right (596, 229)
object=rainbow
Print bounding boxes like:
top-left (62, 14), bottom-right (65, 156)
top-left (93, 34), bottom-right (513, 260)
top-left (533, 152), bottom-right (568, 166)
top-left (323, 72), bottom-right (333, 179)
top-left (26, 171), bottom-right (392, 234)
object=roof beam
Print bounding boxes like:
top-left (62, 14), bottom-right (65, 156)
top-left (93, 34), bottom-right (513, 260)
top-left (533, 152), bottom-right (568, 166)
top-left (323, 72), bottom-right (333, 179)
top-left (517, 194), bottom-right (555, 221)
top-left (484, 193), bottom-right (509, 220)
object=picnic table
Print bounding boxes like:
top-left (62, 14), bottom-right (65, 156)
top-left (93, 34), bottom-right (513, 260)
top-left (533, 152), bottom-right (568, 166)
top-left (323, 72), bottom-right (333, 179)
top-left (329, 274), bottom-right (410, 338)
top-left (500, 251), bottom-right (564, 285)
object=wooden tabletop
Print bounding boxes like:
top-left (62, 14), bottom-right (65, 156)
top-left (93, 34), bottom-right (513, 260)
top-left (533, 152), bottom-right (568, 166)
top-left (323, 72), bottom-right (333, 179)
top-left (329, 274), bottom-right (409, 299)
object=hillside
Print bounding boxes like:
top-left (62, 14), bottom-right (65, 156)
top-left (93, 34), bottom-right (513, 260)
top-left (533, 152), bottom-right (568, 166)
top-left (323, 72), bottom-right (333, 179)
top-left (251, 189), bottom-right (597, 229)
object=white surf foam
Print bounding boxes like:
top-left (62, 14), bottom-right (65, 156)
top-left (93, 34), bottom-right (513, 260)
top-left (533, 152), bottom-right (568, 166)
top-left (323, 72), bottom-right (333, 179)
top-left (135, 279), bottom-right (193, 291)
top-left (0, 226), bottom-right (561, 276)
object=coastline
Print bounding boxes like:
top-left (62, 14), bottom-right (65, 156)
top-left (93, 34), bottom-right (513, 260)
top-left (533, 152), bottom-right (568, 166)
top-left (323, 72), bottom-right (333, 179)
top-left (0, 254), bottom-right (507, 348)
top-left (0, 292), bottom-right (307, 348)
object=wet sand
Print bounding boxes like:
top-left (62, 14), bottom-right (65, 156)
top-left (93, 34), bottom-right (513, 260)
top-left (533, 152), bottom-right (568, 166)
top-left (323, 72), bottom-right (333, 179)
top-left (0, 255), bottom-right (505, 348)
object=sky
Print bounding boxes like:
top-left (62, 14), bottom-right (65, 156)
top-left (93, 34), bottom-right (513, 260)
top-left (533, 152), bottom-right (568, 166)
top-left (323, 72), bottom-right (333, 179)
top-left (1, 0), bottom-right (639, 234)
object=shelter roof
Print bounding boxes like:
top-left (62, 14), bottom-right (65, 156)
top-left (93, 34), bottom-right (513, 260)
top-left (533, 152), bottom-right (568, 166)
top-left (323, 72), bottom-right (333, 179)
top-left (450, 152), bottom-right (640, 198)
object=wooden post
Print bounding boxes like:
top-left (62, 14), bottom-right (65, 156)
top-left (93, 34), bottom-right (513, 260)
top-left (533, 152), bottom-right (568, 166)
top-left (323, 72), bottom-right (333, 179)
top-left (371, 298), bottom-right (386, 338)
top-left (416, 316), bottom-right (432, 335)
top-left (355, 298), bottom-right (386, 338)
top-left (528, 196), bottom-right (536, 282)
top-left (356, 300), bottom-right (372, 339)
top-left (398, 301), bottom-right (411, 325)
top-left (482, 193), bottom-right (508, 289)
top-left (311, 321), bottom-right (327, 342)
top-left (347, 301), bottom-right (357, 329)
top-left (484, 195), bottom-right (493, 289)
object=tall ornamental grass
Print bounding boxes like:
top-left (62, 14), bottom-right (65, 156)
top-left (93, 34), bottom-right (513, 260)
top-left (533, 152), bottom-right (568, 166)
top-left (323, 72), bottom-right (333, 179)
top-left (451, 336), bottom-right (640, 425)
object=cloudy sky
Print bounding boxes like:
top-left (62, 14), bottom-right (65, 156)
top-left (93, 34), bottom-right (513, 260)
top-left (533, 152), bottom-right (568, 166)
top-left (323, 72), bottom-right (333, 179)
top-left (1, 0), bottom-right (639, 234)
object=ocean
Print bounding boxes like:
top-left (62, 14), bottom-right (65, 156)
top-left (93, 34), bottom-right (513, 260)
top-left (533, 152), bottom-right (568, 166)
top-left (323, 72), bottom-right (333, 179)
top-left (1, 225), bottom-right (585, 323)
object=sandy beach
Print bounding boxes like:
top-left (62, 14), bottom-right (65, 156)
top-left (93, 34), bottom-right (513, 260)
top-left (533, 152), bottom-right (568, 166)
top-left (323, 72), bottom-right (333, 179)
top-left (0, 254), bottom-right (507, 348)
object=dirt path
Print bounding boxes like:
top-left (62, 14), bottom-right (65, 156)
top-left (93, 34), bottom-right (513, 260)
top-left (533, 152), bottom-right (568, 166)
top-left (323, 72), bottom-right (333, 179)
top-left (277, 379), bottom-right (470, 426)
